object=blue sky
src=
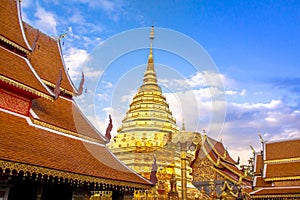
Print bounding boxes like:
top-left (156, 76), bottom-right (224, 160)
top-left (22, 0), bottom-right (300, 164)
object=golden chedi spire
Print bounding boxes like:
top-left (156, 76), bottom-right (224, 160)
top-left (139, 26), bottom-right (161, 93)
top-left (110, 26), bottom-right (179, 155)
top-left (109, 27), bottom-right (196, 199)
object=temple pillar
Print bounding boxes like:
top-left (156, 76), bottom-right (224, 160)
top-left (181, 152), bottom-right (187, 200)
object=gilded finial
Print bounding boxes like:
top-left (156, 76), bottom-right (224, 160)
top-left (250, 145), bottom-right (255, 154)
top-left (148, 26), bottom-right (154, 64)
top-left (258, 131), bottom-right (265, 143)
top-left (150, 25), bottom-right (155, 40)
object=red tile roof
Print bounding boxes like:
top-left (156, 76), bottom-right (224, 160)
top-left (251, 138), bottom-right (300, 196)
top-left (206, 136), bottom-right (238, 165)
top-left (191, 135), bottom-right (251, 186)
top-left (253, 153), bottom-right (263, 176)
top-left (253, 176), bottom-right (272, 187)
top-left (23, 23), bottom-right (76, 94)
top-left (31, 97), bottom-right (106, 143)
top-left (0, 0), bottom-right (31, 51)
top-left (264, 162), bottom-right (300, 180)
top-left (265, 139), bottom-right (300, 161)
top-left (250, 186), bottom-right (300, 196)
top-left (0, 46), bottom-right (53, 98)
top-left (0, 110), bottom-right (151, 186)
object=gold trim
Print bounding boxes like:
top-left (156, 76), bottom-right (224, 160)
top-left (0, 75), bottom-right (53, 101)
top-left (0, 35), bottom-right (30, 54)
top-left (251, 194), bottom-right (300, 198)
top-left (31, 118), bottom-right (104, 144)
top-left (220, 161), bottom-right (251, 181)
top-left (42, 79), bottom-right (74, 96)
top-left (206, 137), bottom-right (232, 163)
top-left (264, 175), bottom-right (300, 182)
top-left (265, 157), bottom-right (300, 164)
top-left (211, 167), bottom-right (240, 185)
top-left (0, 160), bottom-right (151, 189)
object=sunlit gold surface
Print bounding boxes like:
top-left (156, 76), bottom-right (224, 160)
top-left (108, 27), bottom-right (197, 199)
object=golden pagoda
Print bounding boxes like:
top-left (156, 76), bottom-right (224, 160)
top-left (108, 27), bottom-right (197, 199)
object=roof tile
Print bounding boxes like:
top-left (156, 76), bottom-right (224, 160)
top-left (0, 0), bottom-right (30, 51)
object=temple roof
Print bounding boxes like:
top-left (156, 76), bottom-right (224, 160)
top-left (253, 152), bottom-right (262, 176)
top-left (0, 46), bottom-right (53, 100)
top-left (0, 0), bottom-right (31, 53)
top-left (253, 176), bottom-right (272, 188)
top-left (263, 138), bottom-right (300, 181)
top-left (250, 186), bottom-right (300, 197)
top-left (23, 22), bottom-right (77, 95)
top-left (0, 0), bottom-right (153, 189)
top-left (191, 135), bottom-right (251, 186)
top-left (31, 97), bottom-right (107, 143)
top-left (265, 139), bottom-right (300, 161)
top-left (0, 110), bottom-right (151, 187)
top-left (264, 162), bottom-right (300, 181)
top-left (251, 138), bottom-right (300, 197)
top-left (203, 135), bottom-right (239, 165)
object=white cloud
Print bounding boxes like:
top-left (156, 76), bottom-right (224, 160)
top-left (268, 128), bottom-right (300, 141)
top-left (97, 93), bottom-right (109, 101)
top-left (120, 93), bottom-right (133, 103)
top-left (240, 89), bottom-right (246, 96)
top-left (63, 47), bottom-right (89, 81)
top-left (225, 90), bottom-right (238, 95)
top-left (98, 0), bottom-right (116, 12)
top-left (231, 99), bottom-right (282, 110)
top-left (72, 0), bottom-right (124, 21)
top-left (84, 67), bottom-right (103, 79)
top-left (21, 0), bottom-right (31, 8)
top-left (101, 81), bottom-right (113, 89)
top-left (225, 89), bottom-right (247, 96)
top-left (34, 4), bottom-right (57, 35)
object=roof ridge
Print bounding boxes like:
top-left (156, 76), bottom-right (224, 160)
top-left (0, 0), bottom-right (32, 52)
top-left (23, 22), bottom-right (78, 95)
top-left (205, 136), bottom-right (238, 165)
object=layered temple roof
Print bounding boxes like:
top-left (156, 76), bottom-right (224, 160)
top-left (0, 46), bottom-right (53, 100)
top-left (0, 111), bottom-right (150, 186)
top-left (0, 0), bottom-right (152, 190)
top-left (0, 0), bottom-right (31, 54)
top-left (251, 138), bottom-right (300, 198)
top-left (191, 135), bottom-right (252, 186)
top-left (23, 22), bottom-right (76, 95)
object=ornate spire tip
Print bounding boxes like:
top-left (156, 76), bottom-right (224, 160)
top-left (150, 26), bottom-right (154, 40)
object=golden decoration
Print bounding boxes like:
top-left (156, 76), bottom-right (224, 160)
top-left (264, 157), bottom-right (300, 164)
top-left (0, 35), bottom-right (30, 54)
top-left (0, 160), bottom-right (151, 189)
top-left (251, 194), bottom-right (300, 199)
top-left (0, 90), bottom-right (30, 115)
top-left (264, 175), bottom-right (300, 182)
top-left (42, 79), bottom-right (74, 96)
top-left (31, 118), bottom-right (104, 144)
top-left (0, 75), bottom-right (53, 101)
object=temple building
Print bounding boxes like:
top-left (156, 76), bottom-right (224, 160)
top-left (0, 0), bottom-right (152, 199)
top-left (108, 27), bottom-right (252, 200)
top-left (108, 27), bottom-right (199, 199)
top-left (250, 138), bottom-right (300, 199)
top-left (190, 134), bottom-right (252, 199)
